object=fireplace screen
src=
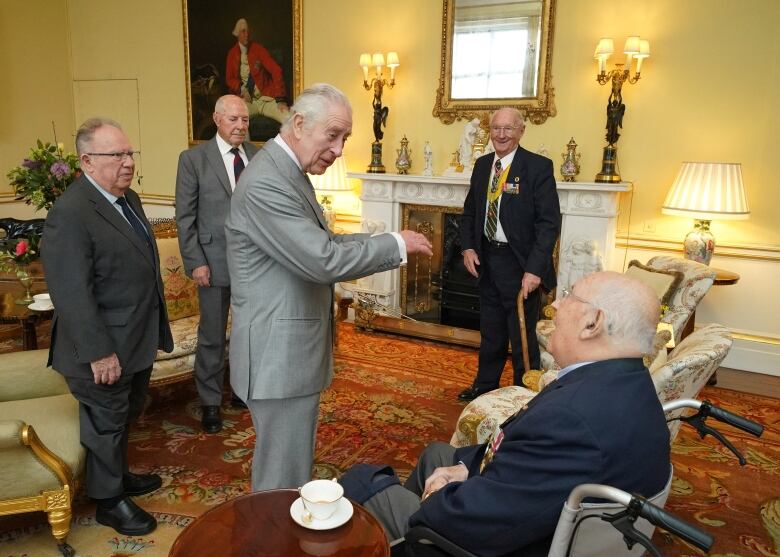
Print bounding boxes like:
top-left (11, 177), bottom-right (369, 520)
top-left (400, 204), bottom-right (480, 331)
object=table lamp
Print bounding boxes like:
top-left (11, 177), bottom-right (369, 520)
top-left (309, 156), bottom-right (352, 229)
top-left (661, 162), bottom-right (749, 265)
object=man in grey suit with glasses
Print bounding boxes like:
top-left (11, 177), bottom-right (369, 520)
top-left (226, 83), bottom-right (433, 491)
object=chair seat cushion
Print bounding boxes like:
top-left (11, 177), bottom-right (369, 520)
top-left (0, 394), bottom-right (86, 498)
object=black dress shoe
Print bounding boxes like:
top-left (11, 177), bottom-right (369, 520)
top-left (123, 472), bottom-right (162, 496)
top-left (201, 405), bottom-right (222, 433)
top-left (230, 391), bottom-right (248, 409)
top-left (458, 385), bottom-right (495, 402)
top-left (96, 497), bottom-right (157, 536)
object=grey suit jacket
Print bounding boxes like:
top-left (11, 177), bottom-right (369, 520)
top-left (175, 137), bottom-right (258, 286)
top-left (42, 176), bottom-right (173, 377)
top-left (226, 140), bottom-right (400, 400)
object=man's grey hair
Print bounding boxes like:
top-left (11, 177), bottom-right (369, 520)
top-left (75, 118), bottom-right (123, 155)
top-left (280, 83), bottom-right (352, 134)
top-left (587, 272), bottom-right (660, 355)
top-left (491, 107), bottom-right (525, 129)
top-left (232, 18), bottom-right (248, 37)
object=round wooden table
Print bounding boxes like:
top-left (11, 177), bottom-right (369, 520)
top-left (169, 489), bottom-right (390, 557)
top-left (0, 282), bottom-right (51, 350)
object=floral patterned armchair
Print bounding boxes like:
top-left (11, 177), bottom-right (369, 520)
top-left (536, 256), bottom-right (717, 372)
top-left (451, 323), bottom-right (731, 448)
top-left (150, 219), bottom-right (229, 386)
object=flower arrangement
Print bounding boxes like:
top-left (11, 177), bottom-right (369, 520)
top-left (7, 140), bottom-right (80, 211)
top-left (0, 233), bottom-right (41, 274)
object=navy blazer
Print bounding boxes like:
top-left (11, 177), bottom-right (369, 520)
top-left (409, 358), bottom-right (671, 556)
top-left (460, 147), bottom-right (561, 291)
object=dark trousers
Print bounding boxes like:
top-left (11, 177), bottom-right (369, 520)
top-left (65, 367), bottom-right (152, 499)
top-left (195, 284), bottom-right (231, 406)
top-left (474, 243), bottom-right (541, 389)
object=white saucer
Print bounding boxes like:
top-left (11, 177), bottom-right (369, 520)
top-left (290, 497), bottom-right (353, 530)
top-left (27, 302), bottom-right (54, 311)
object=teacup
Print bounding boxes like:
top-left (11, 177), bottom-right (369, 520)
top-left (299, 479), bottom-right (343, 521)
top-left (33, 293), bottom-right (51, 303)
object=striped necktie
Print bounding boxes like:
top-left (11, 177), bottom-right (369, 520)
top-left (231, 147), bottom-right (245, 184)
top-left (484, 159), bottom-right (502, 240)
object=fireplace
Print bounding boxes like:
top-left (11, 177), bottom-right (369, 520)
top-left (345, 172), bottom-right (631, 346)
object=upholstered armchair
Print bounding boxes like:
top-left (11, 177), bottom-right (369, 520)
top-left (451, 323), bottom-right (732, 448)
top-left (0, 349), bottom-right (86, 556)
top-left (536, 256), bottom-right (717, 373)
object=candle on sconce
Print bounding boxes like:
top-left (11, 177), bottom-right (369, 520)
top-left (359, 53), bottom-right (371, 81)
top-left (386, 51), bottom-right (400, 81)
top-left (634, 39), bottom-right (650, 74)
top-left (372, 52), bottom-right (385, 76)
top-left (623, 36), bottom-right (640, 72)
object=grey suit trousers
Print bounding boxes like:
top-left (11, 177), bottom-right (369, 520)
top-left (364, 442), bottom-right (457, 541)
top-left (65, 368), bottom-right (152, 499)
top-left (246, 392), bottom-right (321, 490)
top-left (194, 285), bottom-right (231, 406)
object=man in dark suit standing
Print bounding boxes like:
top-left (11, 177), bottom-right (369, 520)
top-left (458, 107), bottom-right (561, 401)
top-left (43, 118), bottom-right (173, 535)
top-left (343, 272), bottom-right (671, 556)
top-left (176, 95), bottom-right (258, 433)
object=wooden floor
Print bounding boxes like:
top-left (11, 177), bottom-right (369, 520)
top-left (714, 367), bottom-right (780, 399)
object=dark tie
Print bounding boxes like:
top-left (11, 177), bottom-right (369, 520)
top-left (231, 147), bottom-right (245, 184)
top-left (116, 197), bottom-right (153, 258)
top-left (485, 159), bottom-right (502, 240)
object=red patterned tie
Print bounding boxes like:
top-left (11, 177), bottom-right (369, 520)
top-left (231, 147), bottom-right (245, 184)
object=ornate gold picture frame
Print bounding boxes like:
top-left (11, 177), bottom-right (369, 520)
top-left (182, 0), bottom-right (302, 145)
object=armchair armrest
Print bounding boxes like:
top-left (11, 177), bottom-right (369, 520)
top-left (0, 350), bottom-right (69, 402)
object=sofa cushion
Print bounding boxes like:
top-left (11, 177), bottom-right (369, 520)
top-left (157, 236), bottom-right (199, 321)
top-left (625, 259), bottom-right (684, 309)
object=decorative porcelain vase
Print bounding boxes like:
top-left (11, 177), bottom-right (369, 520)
top-left (15, 264), bottom-right (35, 305)
top-left (560, 137), bottom-right (581, 182)
top-left (395, 135), bottom-right (412, 174)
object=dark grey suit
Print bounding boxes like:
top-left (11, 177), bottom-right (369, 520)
top-left (43, 175), bottom-right (173, 499)
top-left (175, 137), bottom-right (259, 405)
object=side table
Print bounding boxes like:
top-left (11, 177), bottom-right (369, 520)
top-left (169, 489), bottom-right (389, 557)
top-left (0, 282), bottom-right (51, 350)
top-left (679, 268), bottom-right (739, 386)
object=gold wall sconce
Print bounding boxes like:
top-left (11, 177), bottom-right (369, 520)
top-left (593, 36), bottom-right (650, 183)
top-left (359, 51), bottom-right (399, 173)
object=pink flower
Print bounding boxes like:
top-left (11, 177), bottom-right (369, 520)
top-left (15, 240), bottom-right (28, 256)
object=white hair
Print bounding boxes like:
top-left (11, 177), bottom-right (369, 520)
top-left (75, 117), bottom-right (123, 155)
top-left (232, 18), bottom-right (247, 37)
top-left (280, 83), bottom-right (352, 133)
top-left (587, 272), bottom-right (660, 355)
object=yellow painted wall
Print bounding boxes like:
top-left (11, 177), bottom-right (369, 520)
top-left (0, 0), bottom-right (75, 193)
top-left (2, 0), bottom-right (779, 250)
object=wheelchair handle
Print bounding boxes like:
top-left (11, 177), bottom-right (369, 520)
top-left (631, 495), bottom-right (714, 552)
top-left (566, 484), bottom-right (714, 553)
top-left (662, 398), bottom-right (763, 437)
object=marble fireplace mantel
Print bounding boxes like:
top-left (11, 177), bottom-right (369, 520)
top-left (346, 171), bottom-right (631, 321)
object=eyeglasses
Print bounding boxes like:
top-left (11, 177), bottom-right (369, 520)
top-left (490, 126), bottom-right (520, 134)
top-left (85, 151), bottom-right (140, 161)
top-left (561, 287), bottom-right (597, 308)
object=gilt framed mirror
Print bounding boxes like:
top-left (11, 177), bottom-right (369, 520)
top-left (433, 0), bottom-right (557, 125)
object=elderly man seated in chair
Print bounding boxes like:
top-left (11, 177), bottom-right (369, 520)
top-left (341, 271), bottom-right (671, 556)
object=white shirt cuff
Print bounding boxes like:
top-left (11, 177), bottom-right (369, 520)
top-left (389, 232), bottom-right (407, 266)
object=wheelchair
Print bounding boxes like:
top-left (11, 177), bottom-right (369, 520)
top-left (391, 398), bottom-right (764, 556)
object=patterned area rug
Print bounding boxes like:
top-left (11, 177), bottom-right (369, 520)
top-left (0, 324), bottom-right (777, 556)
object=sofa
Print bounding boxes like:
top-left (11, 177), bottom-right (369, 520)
top-left (0, 349), bottom-right (85, 556)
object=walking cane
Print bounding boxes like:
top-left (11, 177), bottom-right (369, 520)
top-left (517, 290), bottom-right (544, 391)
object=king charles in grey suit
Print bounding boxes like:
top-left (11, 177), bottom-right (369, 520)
top-left (43, 119), bottom-right (173, 536)
top-left (176, 95), bottom-right (258, 433)
top-left (225, 83), bottom-right (433, 491)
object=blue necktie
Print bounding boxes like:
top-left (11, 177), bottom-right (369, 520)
top-left (116, 197), bottom-right (153, 259)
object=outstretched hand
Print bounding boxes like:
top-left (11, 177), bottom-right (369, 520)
top-left (400, 230), bottom-right (433, 257)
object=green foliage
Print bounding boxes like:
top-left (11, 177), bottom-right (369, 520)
top-left (6, 140), bottom-right (80, 211)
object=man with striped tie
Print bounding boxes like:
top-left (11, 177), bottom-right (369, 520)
top-left (458, 107), bottom-right (561, 401)
top-left (176, 95), bottom-right (258, 432)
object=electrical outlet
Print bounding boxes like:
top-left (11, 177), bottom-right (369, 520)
top-left (643, 221), bottom-right (656, 234)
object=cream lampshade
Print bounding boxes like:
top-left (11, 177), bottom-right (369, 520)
top-left (662, 162), bottom-right (749, 265)
top-left (309, 156), bottom-right (352, 229)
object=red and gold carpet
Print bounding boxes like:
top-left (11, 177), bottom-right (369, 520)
top-left (0, 324), bottom-right (777, 556)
